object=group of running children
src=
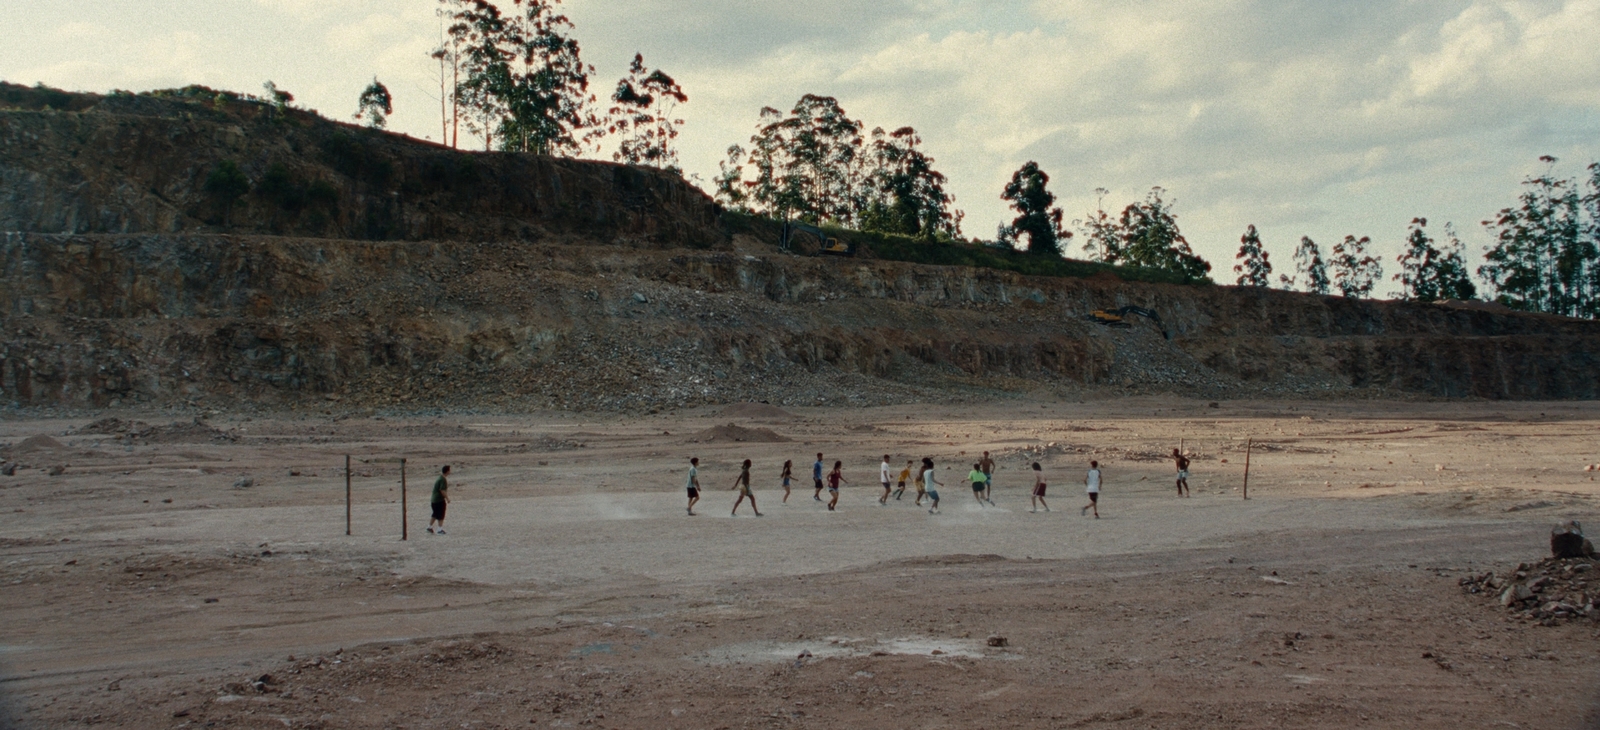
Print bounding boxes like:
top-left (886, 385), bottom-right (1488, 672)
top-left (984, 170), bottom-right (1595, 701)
top-left (680, 448), bottom-right (1194, 518)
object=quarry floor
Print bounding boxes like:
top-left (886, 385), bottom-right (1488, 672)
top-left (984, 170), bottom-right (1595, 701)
top-left (1, 397), bottom-right (1598, 729)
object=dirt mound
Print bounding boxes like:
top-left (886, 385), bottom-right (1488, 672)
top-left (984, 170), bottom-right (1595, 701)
top-left (691, 424), bottom-right (791, 443)
top-left (7, 435), bottom-right (67, 454)
top-left (71, 418), bottom-right (237, 444)
top-left (718, 403), bottom-right (795, 419)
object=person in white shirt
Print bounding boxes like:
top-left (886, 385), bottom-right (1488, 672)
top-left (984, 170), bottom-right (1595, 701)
top-left (1081, 460), bottom-right (1101, 518)
top-left (686, 457), bottom-right (702, 516)
top-left (922, 458), bottom-right (943, 514)
top-left (878, 455), bottom-right (893, 505)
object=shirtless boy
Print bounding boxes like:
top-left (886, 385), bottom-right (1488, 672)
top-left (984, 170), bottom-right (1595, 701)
top-left (1172, 448), bottom-right (1191, 497)
top-left (731, 458), bottom-right (762, 516)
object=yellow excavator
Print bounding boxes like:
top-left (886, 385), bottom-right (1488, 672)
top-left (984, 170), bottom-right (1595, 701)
top-left (781, 221), bottom-right (854, 256)
top-left (1087, 306), bottom-right (1170, 340)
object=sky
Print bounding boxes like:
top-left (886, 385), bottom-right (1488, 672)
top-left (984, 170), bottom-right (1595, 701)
top-left (4, 0), bottom-right (1599, 290)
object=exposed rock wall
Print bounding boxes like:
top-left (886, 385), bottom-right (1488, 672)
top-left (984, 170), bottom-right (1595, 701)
top-left (3, 233), bottom-right (1597, 410)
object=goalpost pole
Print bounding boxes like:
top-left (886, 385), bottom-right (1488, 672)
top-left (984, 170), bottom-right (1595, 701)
top-left (345, 455), bottom-right (353, 536)
top-left (401, 458), bottom-right (408, 541)
top-left (1242, 438), bottom-right (1253, 500)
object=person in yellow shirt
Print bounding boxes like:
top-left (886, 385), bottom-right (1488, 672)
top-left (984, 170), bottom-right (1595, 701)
top-left (892, 460), bottom-right (912, 501)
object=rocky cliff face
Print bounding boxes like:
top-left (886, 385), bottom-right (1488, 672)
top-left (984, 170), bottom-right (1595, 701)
top-left (3, 232), bottom-right (1597, 410)
top-left (3, 84), bottom-right (1595, 410)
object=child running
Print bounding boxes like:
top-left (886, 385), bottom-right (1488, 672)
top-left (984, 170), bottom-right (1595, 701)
top-left (922, 458), bottom-right (943, 514)
top-left (968, 463), bottom-right (989, 507)
top-left (731, 458), bottom-right (762, 516)
top-left (979, 450), bottom-right (996, 505)
top-left (893, 460), bottom-right (912, 501)
top-left (1029, 462), bottom-right (1049, 512)
top-left (826, 460), bottom-right (847, 511)
top-left (686, 457), bottom-right (702, 516)
top-left (812, 453), bottom-right (825, 502)
top-left (1081, 460), bottom-right (1101, 518)
top-left (878, 455), bottom-right (893, 505)
top-left (780, 459), bottom-right (794, 503)
top-left (913, 463), bottom-right (928, 506)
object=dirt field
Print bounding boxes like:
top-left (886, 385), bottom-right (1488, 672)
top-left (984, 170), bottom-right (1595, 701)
top-left (2, 397), bottom-right (1598, 729)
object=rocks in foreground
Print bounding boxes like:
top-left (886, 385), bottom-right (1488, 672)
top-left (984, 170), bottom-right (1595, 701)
top-left (1460, 556), bottom-right (1597, 627)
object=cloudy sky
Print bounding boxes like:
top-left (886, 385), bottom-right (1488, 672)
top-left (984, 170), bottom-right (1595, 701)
top-left (4, 0), bottom-right (1598, 287)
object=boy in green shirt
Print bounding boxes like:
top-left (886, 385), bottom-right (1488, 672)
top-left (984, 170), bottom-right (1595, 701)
top-left (968, 463), bottom-right (989, 507)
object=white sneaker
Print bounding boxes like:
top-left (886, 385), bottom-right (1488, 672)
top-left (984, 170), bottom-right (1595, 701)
top-left (435, 529), bottom-right (446, 535)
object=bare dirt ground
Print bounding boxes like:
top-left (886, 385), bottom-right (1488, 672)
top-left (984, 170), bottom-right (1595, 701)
top-left (1, 397), bottom-right (1598, 729)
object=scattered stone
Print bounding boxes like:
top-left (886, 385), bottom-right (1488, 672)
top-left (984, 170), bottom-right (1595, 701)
top-left (986, 635), bottom-right (1008, 647)
top-left (232, 477), bottom-right (255, 489)
top-left (1552, 521), bottom-right (1595, 559)
top-left (1, 463), bottom-right (16, 476)
top-left (1465, 554), bottom-right (1598, 624)
top-left (46, 465), bottom-right (66, 476)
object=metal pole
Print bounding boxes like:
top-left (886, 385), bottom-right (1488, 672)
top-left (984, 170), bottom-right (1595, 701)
top-left (345, 455), bottom-right (352, 535)
top-left (1242, 438), bottom-right (1253, 500)
top-left (401, 458), bottom-right (408, 541)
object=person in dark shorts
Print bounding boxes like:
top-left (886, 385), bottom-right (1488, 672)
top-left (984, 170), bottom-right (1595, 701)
top-left (1082, 460), bottom-right (1101, 518)
top-left (968, 463), bottom-right (989, 506)
top-left (1172, 448), bottom-right (1191, 497)
top-left (731, 458), bottom-right (762, 516)
top-left (686, 457), bottom-right (702, 516)
top-left (780, 459), bottom-right (794, 503)
top-left (812, 453), bottom-right (825, 502)
top-left (826, 460), bottom-right (848, 511)
top-left (1030, 461), bottom-right (1049, 513)
top-left (893, 460), bottom-right (912, 501)
top-left (428, 465), bottom-right (450, 534)
top-left (978, 451), bottom-right (996, 505)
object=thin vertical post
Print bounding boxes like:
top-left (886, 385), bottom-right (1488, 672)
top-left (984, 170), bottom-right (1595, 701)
top-left (401, 458), bottom-right (408, 541)
top-left (345, 455), bottom-right (352, 535)
top-left (1242, 438), bottom-right (1253, 500)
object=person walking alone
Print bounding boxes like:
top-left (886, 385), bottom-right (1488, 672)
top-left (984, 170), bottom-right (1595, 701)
top-left (686, 457), bottom-right (702, 516)
top-left (1081, 460), bottom-right (1101, 518)
top-left (428, 465), bottom-right (451, 534)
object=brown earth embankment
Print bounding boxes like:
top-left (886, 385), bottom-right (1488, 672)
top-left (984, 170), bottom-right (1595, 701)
top-left (3, 232), bottom-right (1597, 410)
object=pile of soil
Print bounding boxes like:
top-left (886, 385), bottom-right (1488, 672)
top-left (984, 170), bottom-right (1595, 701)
top-left (72, 418), bottom-right (238, 444)
top-left (718, 403), bottom-right (795, 420)
top-left (5, 435), bottom-right (67, 455)
top-left (691, 423), bottom-right (791, 443)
